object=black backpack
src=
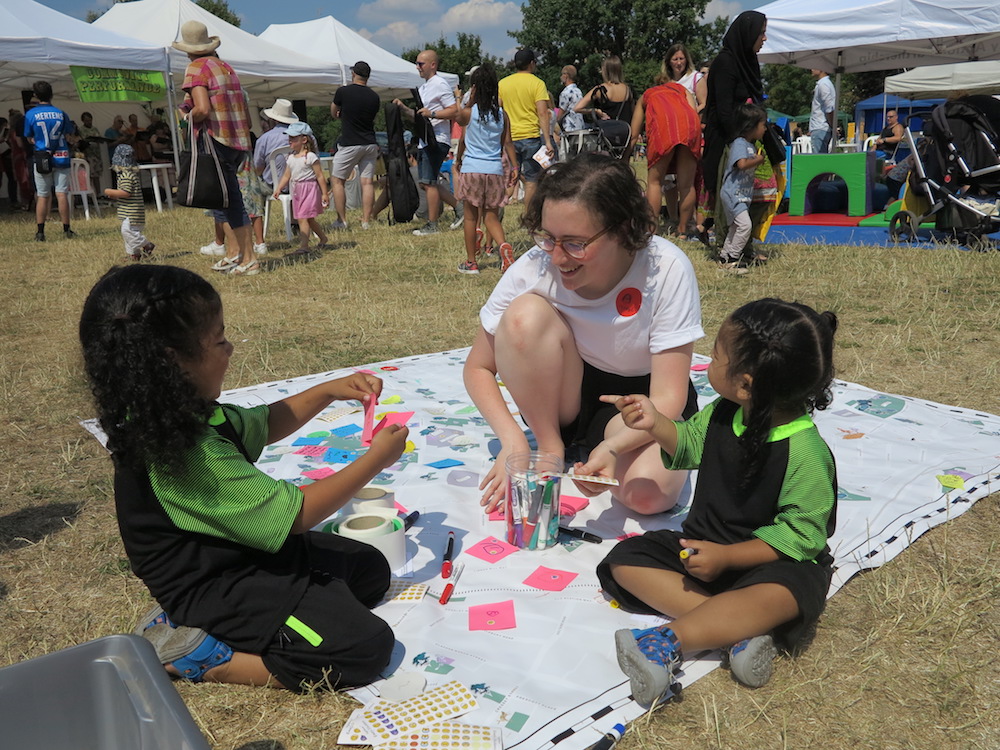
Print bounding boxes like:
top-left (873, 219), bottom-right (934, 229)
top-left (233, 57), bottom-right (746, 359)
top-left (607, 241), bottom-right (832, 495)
top-left (384, 102), bottom-right (420, 223)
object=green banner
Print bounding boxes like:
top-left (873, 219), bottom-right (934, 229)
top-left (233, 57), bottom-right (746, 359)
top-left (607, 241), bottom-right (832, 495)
top-left (70, 66), bottom-right (167, 102)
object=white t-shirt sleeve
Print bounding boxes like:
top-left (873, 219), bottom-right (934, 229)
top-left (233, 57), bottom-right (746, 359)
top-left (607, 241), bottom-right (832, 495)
top-left (647, 243), bottom-right (703, 354)
top-left (479, 251), bottom-right (544, 334)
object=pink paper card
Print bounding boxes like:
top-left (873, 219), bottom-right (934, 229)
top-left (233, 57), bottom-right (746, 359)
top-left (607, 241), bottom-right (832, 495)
top-left (691, 363), bottom-right (710, 371)
top-left (559, 493), bottom-right (590, 516)
top-left (302, 467), bottom-right (336, 480)
top-left (361, 395), bottom-right (378, 447)
top-left (469, 600), bottom-right (516, 631)
top-left (372, 411), bottom-right (415, 438)
top-left (523, 566), bottom-right (578, 592)
top-left (488, 508), bottom-right (504, 522)
top-left (465, 536), bottom-right (519, 563)
top-left (294, 445), bottom-right (328, 457)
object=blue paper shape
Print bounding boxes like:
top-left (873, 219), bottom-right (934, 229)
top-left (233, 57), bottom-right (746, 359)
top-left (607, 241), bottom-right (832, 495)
top-left (292, 437), bottom-right (324, 446)
top-left (427, 458), bottom-right (464, 469)
top-left (331, 424), bottom-right (362, 437)
top-left (324, 448), bottom-right (360, 463)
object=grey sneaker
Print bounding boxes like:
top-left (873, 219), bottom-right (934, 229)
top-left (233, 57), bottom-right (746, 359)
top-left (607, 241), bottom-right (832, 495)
top-left (331, 219), bottom-right (348, 230)
top-left (614, 626), bottom-right (682, 708)
top-left (449, 204), bottom-right (464, 230)
top-left (413, 221), bottom-right (440, 236)
top-left (728, 634), bottom-right (777, 688)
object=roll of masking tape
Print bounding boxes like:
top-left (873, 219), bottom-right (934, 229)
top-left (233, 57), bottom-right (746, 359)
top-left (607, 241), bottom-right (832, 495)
top-left (342, 487), bottom-right (396, 517)
top-left (333, 513), bottom-right (406, 571)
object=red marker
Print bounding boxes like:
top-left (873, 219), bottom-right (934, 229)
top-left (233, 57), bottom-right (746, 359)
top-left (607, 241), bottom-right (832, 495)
top-left (441, 531), bottom-right (455, 578)
top-left (439, 563), bottom-right (464, 604)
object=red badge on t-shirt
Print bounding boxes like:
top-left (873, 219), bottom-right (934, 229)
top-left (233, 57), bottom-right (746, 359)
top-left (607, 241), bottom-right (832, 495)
top-left (616, 288), bottom-right (642, 317)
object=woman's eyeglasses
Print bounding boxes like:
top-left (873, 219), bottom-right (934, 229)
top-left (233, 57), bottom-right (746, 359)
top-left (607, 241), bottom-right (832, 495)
top-left (530, 226), bottom-right (613, 259)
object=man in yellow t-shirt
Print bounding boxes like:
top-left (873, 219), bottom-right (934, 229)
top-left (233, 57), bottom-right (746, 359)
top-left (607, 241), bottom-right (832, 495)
top-left (498, 49), bottom-right (554, 207)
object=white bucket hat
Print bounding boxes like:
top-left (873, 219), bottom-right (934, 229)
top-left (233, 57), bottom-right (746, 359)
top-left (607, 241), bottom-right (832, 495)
top-left (171, 21), bottom-right (221, 55)
top-left (262, 98), bottom-right (299, 125)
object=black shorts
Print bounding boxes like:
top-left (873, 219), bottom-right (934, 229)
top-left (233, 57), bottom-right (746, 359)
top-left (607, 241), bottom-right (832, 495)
top-left (260, 532), bottom-right (395, 692)
top-left (596, 530), bottom-right (833, 649)
top-left (560, 361), bottom-right (699, 456)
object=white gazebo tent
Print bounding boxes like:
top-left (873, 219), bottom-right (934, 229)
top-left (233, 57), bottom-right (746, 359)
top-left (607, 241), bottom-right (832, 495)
top-left (0, 0), bottom-right (169, 99)
top-left (259, 16), bottom-right (459, 99)
top-left (93, 0), bottom-right (344, 104)
top-left (885, 61), bottom-right (1000, 98)
top-left (755, 0), bottom-right (1000, 143)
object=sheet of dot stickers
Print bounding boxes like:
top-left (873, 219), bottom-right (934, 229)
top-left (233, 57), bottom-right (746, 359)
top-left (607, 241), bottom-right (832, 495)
top-left (80, 348), bottom-right (1000, 750)
top-left (361, 680), bottom-right (480, 744)
top-left (380, 721), bottom-right (502, 750)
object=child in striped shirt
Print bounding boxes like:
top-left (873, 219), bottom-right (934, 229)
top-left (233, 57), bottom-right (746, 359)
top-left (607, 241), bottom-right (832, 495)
top-left (104, 144), bottom-right (155, 260)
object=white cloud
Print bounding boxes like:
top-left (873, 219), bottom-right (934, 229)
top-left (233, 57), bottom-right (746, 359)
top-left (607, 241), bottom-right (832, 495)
top-left (439, 0), bottom-right (520, 33)
top-left (702, 0), bottom-right (742, 22)
top-left (365, 21), bottom-right (424, 55)
top-left (357, 0), bottom-right (442, 27)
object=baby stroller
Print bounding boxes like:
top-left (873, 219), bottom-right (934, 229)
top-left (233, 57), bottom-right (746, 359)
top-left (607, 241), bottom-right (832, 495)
top-left (561, 114), bottom-right (632, 161)
top-left (890, 96), bottom-right (1000, 249)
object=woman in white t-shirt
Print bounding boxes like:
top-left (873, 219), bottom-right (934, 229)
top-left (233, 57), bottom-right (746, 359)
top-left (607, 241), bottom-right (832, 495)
top-left (464, 153), bottom-right (704, 516)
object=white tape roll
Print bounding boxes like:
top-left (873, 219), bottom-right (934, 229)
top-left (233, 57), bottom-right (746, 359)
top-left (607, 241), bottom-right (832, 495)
top-left (334, 512), bottom-right (406, 571)
top-left (342, 487), bottom-right (396, 516)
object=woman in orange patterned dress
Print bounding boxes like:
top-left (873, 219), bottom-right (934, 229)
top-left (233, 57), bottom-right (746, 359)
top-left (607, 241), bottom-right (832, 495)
top-left (630, 64), bottom-right (701, 239)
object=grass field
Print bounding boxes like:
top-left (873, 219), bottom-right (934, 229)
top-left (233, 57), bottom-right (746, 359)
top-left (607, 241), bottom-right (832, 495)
top-left (0, 192), bottom-right (998, 749)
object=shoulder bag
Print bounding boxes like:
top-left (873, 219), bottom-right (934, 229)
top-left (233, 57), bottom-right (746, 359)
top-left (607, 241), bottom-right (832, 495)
top-left (175, 125), bottom-right (229, 210)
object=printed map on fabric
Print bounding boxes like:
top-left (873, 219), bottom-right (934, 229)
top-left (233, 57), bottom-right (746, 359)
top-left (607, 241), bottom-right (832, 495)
top-left (81, 348), bottom-right (1000, 750)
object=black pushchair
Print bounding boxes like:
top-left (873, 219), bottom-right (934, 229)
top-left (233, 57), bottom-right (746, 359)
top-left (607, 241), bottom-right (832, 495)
top-left (561, 116), bottom-right (631, 161)
top-left (890, 96), bottom-right (1000, 248)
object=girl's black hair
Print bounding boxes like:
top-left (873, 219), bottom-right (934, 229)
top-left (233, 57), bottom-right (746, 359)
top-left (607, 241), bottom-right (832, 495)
top-left (520, 152), bottom-right (655, 255)
top-left (735, 102), bottom-right (767, 139)
top-left (79, 264), bottom-right (222, 474)
top-left (726, 298), bottom-right (838, 489)
top-left (470, 62), bottom-right (501, 124)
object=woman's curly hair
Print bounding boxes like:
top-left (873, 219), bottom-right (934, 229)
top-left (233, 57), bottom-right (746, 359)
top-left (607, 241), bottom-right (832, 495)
top-left (520, 152), bottom-right (656, 255)
top-left (79, 264), bottom-right (222, 474)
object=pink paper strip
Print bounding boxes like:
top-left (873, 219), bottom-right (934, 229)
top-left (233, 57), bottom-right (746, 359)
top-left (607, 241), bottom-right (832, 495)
top-left (361, 395), bottom-right (378, 447)
top-left (294, 445), bottom-right (328, 457)
top-left (302, 467), bottom-right (336, 480)
top-left (372, 411), bottom-right (414, 439)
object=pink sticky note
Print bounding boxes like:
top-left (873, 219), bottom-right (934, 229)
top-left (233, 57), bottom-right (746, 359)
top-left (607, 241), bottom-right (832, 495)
top-left (488, 508), bottom-right (505, 522)
top-left (469, 600), bottom-right (516, 631)
top-left (361, 395), bottom-right (378, 447)
top-left (691, 363), bottom-right (710, 371)
top-left (559, 493), bottom-right (590, 516)
top-left (523, 566), bottom-right (578, 592)
top-left (294, 445), bottom-right (328, 457)
top-left (302, 467), bottom-right (336, 480)
top-left (372, 411), bottom-right (414, 439)
top-left (465, 536), bottom-right (519, 563)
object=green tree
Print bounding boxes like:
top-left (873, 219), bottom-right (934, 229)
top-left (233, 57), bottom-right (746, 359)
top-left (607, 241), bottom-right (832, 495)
top-left (88, 0), bottom-right (240, 26)
top-left (762, 64), bottom-right (814, 117)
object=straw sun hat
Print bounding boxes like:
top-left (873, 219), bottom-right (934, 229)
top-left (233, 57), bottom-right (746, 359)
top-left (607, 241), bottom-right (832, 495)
top-left (171, 21), bottom-right (221, 55)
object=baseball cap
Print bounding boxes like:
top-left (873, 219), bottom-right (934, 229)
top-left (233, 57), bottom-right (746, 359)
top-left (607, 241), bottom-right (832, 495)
top-left (351, 61), bottom-right (371, 79)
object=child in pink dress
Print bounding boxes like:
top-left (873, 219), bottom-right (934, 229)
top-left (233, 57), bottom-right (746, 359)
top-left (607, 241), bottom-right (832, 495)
top-left (273, 121), bottom-right (329, 254)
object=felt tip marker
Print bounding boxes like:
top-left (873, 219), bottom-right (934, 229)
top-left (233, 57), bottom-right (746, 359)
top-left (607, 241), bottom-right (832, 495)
top-left (558, 526), bottom-right (603, 544)
top-left (679, 547), bottom-right (698, 560)
top-left (438, 563), bottom-right (464, 604)
top-left (587, 723), bottom-right (625, 750)
top-left (441, 531), bottom-right (455, 578)
top-left (402, 510), bottom-right (420, 530)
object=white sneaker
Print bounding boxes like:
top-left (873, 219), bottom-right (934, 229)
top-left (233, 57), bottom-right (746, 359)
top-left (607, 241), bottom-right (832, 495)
top-left (361, 222), bottom-right (371, 230)
top-left (413, 222), bottom-right (440, 236)
top-left (200, 241), bottom-right (226, 256)
top-left (253, 242), bottom-right (268, 256)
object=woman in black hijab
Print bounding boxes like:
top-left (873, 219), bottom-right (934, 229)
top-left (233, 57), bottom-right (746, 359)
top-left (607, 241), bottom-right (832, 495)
top-left (702, 11), bottom-right (767, 204)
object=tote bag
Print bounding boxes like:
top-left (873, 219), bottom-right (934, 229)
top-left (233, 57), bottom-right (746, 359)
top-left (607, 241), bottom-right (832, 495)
top-left (176, 126), bottom-right (229, 209)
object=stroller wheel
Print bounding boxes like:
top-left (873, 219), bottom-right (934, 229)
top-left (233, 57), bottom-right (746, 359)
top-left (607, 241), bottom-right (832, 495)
top-left (889, 210), bottom-right (918, 242)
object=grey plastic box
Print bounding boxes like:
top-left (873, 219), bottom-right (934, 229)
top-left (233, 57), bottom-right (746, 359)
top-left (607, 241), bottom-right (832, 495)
top-left (0, 634), bottom-right (210, 749)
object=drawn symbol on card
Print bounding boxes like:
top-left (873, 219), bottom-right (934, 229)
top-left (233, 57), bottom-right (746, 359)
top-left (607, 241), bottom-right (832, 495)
top-left (616, 287), bottom-right (641, 317)
top-left (482, 542), bottom-right (506, 556)
top-left (487, 609), bottom-right (499, 616)
top-left (380, 366), bottom-right (399, 371)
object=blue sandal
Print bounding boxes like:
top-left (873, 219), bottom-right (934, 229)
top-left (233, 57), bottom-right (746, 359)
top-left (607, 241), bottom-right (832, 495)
top-left (134, 603), bottom-right (233, 682)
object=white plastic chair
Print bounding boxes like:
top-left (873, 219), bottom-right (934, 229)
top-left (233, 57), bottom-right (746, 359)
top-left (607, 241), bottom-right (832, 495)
top-left (262, 145), bottom-right (293, 241)
top-left (793, 135), bottom-right (813, 155)
top-left (69, 158), bottom-right (101, 219)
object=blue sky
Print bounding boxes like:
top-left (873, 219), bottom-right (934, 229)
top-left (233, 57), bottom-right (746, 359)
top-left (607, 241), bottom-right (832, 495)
top-left (41, 0), bottom-right (757, 60)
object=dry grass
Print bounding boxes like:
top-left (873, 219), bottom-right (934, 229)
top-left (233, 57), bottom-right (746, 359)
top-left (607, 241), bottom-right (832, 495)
top-left (1, 193), bottom-right (999, 749)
